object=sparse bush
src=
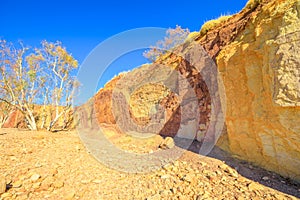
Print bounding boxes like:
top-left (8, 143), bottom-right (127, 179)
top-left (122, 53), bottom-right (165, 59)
top-left (200, 15), bottom-right (231, 36)
top-left (185, 31), bottom-right (200, 42)
top-left (245, 0), bottom-right (261, 10)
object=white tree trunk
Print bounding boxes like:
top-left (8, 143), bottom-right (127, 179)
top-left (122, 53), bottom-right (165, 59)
top-left (0, 110), bottom-right (14, 128)
top-left (47, 112), bottom-right (63, 131)
top-left (25, 111), bottom-right (37, 131)
top-left (0, 116), bottom-right (8, 128)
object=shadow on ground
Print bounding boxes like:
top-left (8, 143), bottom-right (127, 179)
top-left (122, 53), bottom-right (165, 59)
top-left (182, 140), bottom-right (300, 198)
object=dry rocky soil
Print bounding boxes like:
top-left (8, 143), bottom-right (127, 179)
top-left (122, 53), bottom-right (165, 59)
top-left (0, 128), bottom-right (299, 200)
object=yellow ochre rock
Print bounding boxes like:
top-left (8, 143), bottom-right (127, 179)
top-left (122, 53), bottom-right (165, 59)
top-left (216, 0), bottom-right (300, 181)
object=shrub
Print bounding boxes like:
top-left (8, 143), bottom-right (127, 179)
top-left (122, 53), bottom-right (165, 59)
top-left (200, 15), bottom-right (231, 36)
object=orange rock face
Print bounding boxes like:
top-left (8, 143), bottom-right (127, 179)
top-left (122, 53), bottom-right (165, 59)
top-left (94, 74), bottom-right (125, 124)
top-left (87, 0), bottom-right (300, 182)
top-left (216, 0), bottom-right (300, 181)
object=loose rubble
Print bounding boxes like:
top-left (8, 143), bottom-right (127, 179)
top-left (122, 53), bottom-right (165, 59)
top-left (0, 128), bottom-right (299, 199)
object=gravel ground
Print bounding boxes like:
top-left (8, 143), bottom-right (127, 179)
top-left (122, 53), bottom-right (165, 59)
top-left (0, 128), bottom-right (299, 200)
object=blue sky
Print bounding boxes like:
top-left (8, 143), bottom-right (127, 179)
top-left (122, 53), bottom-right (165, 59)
top-left (1, 0), bottom-right (248, 103)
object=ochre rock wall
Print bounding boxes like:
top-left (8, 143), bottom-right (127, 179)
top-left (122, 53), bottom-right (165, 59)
top-left (72, 0), bottom-right (300, 182)
top-left (216, 0), bottom-right (300, 181)
top-left (94, 74), bottom-right (125, 124)
top-left (2, 105), bottom-right (74, 130)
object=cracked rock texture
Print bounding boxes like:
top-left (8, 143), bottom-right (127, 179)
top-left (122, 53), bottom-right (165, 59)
top-left (48, 0), bottom-right (300, 183)
top-left (216, 0), bottom-right (300, 181)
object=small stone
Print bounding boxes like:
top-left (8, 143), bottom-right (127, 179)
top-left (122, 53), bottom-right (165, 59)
top-left (64, 190), bottom-right (75, 200)
top-left (229, 169), bottom-right (238, 178)
top-left (0, 179), bottom-right (6, 194)
top-left (274, 194), bottom-right (288, 200)
top-left (147, 193), bottom-right (160, 200)
top-left (219, 164), bottom-right (239, 178)
top-left (170, 187), bottom-right (176, 194)
top-left (160, 175), bottom-right (170, 179)
top-left (13, 181), bottom-right (22, 188)
top-left (159, 190), bottom-right (169, 196)
top-left (248, 182), bottom-right (263, 191)
top-left (41, 176), bottom-right (54, 188)
top-left (1, 192), bottom-right (12, 198)
top-left (221, 176), bottom-right (227, 182)
top-left (182, 174), bottom-right (193, 182)
top-left (92, 179), bottom-right (102, 184)
top-left (202, 169), bottom-right (210, 175)
top-left (237, 177), bottom-right (247, 183)
top-left (162, 163), bottom-right (173, 171)
top-left (183, 186), bottom-right (191, 195)
top-left (22, 179), bottom-right (32, 190)
top-left (18, 175), bottom-right (27, 181)
top-left (177, 186), bottom-right (184, 193)
top-left (159, 137), bottom-right (175, 149)
top-left (201, 192), bottom-right (211, 199)
top-left (51, 169), bottom-right (58, 176)
top-left (53, 180), bottom-right (64, 188)
top-left (30, 174), bottom-right (41, 181)
top-left (35, 163), bottom-right (42, 168)
top-left (262, 176), bottom-right (269, 181)
top-left (10, 156), bottom-right (17, 161)
top-left (32, 182), bottom-right (41, 190)
top-left (216, 170), bottom-right (222, 176)
top-left (237, 196), bottom-right (245, 200)
top-left (218, 163), bottom-right (226, 170)
top-left (15, 192), bottom-right (29, 199)
top-left (80, 180), bottom-right (90, 184)
top-left (75, 145), bottom-right (81, 151)
top-left (172, 166), bottom-right (179, 172)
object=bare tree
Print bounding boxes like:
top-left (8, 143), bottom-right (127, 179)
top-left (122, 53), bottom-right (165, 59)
top-left (0, 40), bottom-right (78, 131)
top-left (39, 86), bottom-right (50, 129)
top-left (36, 41), bottom-right (78, 131)
top-left (143, 25), bottom-right (190, 62)
top-left (0, 81), bottom-right (12, 128)
top-left (0, 40), bottom-right (44, 130)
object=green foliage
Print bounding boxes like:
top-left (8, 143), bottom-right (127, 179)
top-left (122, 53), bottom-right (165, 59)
top-left (28, 70), bottom-right (36, 81)
top-left (0, 39), bottom-right (79, 131)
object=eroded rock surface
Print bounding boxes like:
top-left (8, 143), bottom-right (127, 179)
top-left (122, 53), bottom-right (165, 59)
top-left (77, 0), bottom-right (300, 182)
top-left (216, 0), bottom-right (300, 181)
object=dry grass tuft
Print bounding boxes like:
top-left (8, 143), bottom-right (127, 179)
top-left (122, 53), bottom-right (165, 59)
top-left (199, 15), bottom-right (231, 36)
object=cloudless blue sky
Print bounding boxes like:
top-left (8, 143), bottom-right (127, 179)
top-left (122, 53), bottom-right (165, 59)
top-left (1, 0), bottom-right (248, 102)
top-left (1, 0), bottom-right (248, 63)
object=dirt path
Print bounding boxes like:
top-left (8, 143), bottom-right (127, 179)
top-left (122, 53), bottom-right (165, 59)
top-left (0, 128), bottom-right (299, 200)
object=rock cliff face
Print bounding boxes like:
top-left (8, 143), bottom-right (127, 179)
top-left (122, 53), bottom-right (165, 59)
top-left (80, 0), bottom-right (300, 181)
top-left (216, 0), bottom-right (300, 181)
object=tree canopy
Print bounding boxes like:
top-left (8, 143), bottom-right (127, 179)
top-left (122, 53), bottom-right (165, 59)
top-left (0, 40), bottom-right (78, 131)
